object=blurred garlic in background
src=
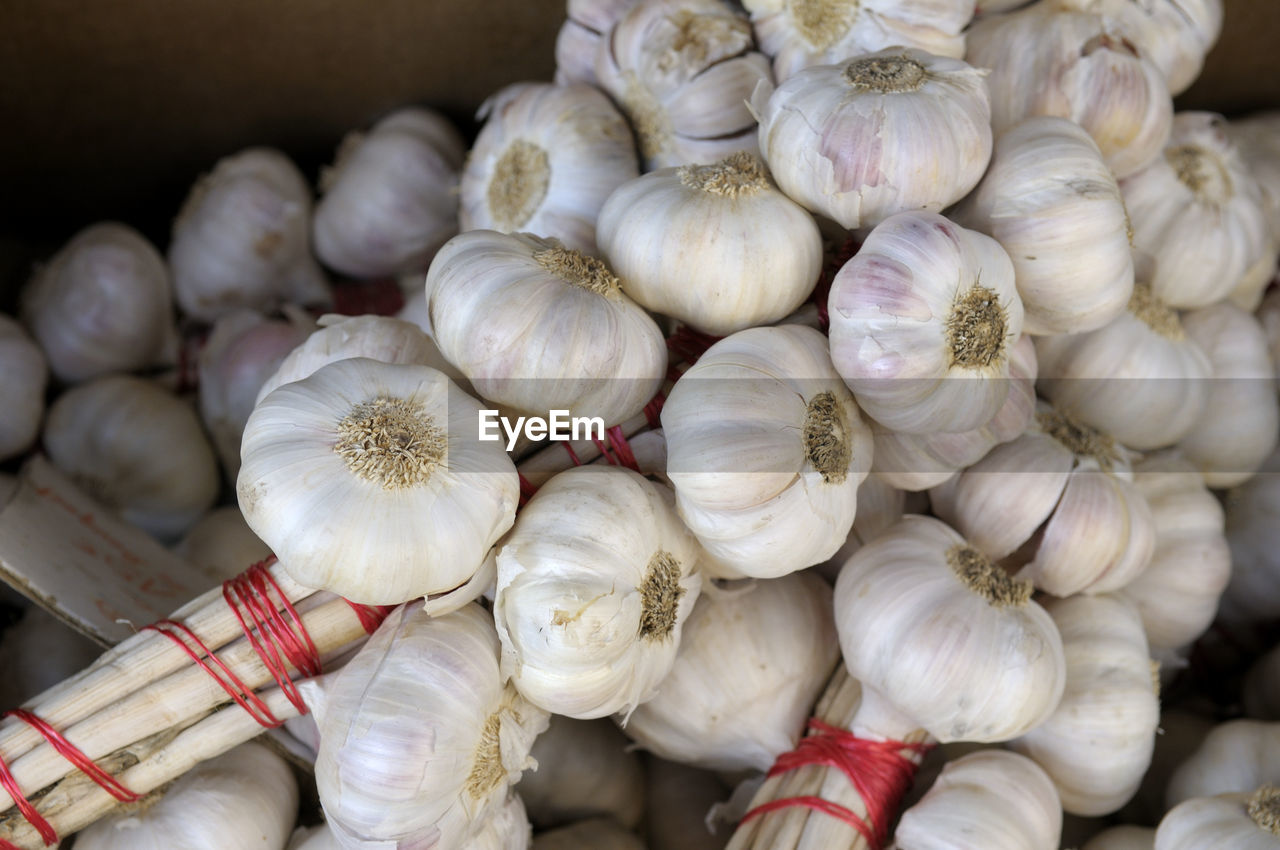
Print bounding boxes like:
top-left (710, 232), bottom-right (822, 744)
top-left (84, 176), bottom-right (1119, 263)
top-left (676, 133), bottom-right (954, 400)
top-left (532, 818), bottom-right (643, 850)
top-left (1083, 825), bottom-right (1157, 850)
top-left (0, 314), bottom-right (47, 462)
top-left (555, 0), bottom-right (641, 86)
top-left (1155, 787), bottom-right (1280, 848)
top-left (1220, 449), bottom-right (1280, 629)
top-left (518, 715), bottom-right (644, 829)
top-left (1166, 720), bottom-right (1280, 809)
top-left (643, 757), bottom-right (731, 850)
top-left (1230, 111), bottom-right (1280, 243)
top-left (0, 606), bottom-right (100, 709)
top-left (1245, 645), bottom-right (1280, 722)
top-left (173, 506), bottom-right (273, 585)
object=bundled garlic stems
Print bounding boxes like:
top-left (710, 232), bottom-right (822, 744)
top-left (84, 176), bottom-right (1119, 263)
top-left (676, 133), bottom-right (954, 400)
top-left (518, 715), bottom-right (645, 829)
top-left (0, 315), bottom-right (47, 462)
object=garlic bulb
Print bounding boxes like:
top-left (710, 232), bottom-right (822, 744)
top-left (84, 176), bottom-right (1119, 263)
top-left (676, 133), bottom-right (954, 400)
top-left (461, 82), bottom-right (639, 255)
top-left (1167, 721), bottom-right (1280, 809)
top-left (472, 792), bottom-right (535, 850)
top-left (950, 116), bottom-right (1133, 335)
top-left (74, 742), bottom-right (297, 850)
top-left (0, 607), bottom-right (101, 709)
top-left (532, 819), bottom-right (644, 850)
top-left (662, 324), bottom-right (873, 579)
top-left (237, 358), bottom-right (518, 605)
top-left (1230, 112), bottom-right (1280, 243)
top-left (198, 307), bottom-right (316, 480)
top-left (1035, 283), bottom-right (1212, 451)
top-left (1155, 788), bottom-right (1280, 849)
top-left (892, 750), bottom-right (1062, 850)
top-left (289, 824), bottom-right (343, 850)
top-left (555, 0), bottom-right (641, 86)
top-left (965, 1), bottom-right (1172, 179)
top-left (753, 48), bottom-right (991, 230)
top-left (21, 222), bottom-right (177, 383)
top-left (1084, 826), bottom-right (1157, 850)
top-left (173, 506), bottom-right (273, 585)
top-left (313, 107), bottom-right (464, 278)
top-left (427, 230), bottom-right (666, 426)
top-left (1009, 594), bottom-right (1159, 816)
top-left (1231, 247), bottom-right (1279, 313)
top-left (828, 210), bottom-right (1024, 435)
top-left (44, 375), bottom-right (219, 541)
top-left (596, 152), bottom-right (820, 335)
top-left (594, 0), bottom-right (771, 170)
top-left (518, 715), bottom-right (645, 829)
top-left (622, 572), bottom-right (839, 772)
top-left (494, 465), bottom-right (702, 719)
top-left (1121, 454), bottom-right (1230, 653)
top-left (0, 314), bottom-right (46, 462)
top-left (1220, 450), bottom-right (1280, 628)
top-left (1246, 645), bottom-right (1280, 722)
top-left (930, 402), bottom-right (1155, 597)
top-left (643, 757), bottom-right (731, 850)
top-left (1176, 302), bottom-right (1279, 487)
top-left (742, 0), bottom-right (971, 82)
top-left (1120, 112), bottom-right (1272, 310)
top-left (169, 148), bottom-right (330, 321)
top-left (309, 603), bottom-right (548, 849)
top-left (835, 515), bottom-right (1066, 743)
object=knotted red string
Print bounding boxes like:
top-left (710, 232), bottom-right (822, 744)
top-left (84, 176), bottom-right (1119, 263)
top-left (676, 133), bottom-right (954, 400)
top-left (739, 719), bottom-right (930, 850)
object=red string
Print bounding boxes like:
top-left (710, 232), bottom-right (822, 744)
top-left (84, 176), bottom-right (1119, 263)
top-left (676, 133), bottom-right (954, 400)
top-left (0, 744), bottom-right (57, 847)
top-left (642, 393), bottom-right (665, 430)
top-left (665, 325), bottom-right (721, 365)
top-left (343, 601), bottom-right (394, 636)
top-left (739, 719), bottom-right (930, 850)
top-left (605, 426), bottom-right (641, 472)
top-left (560, 441), bottom-right (582, 467)
top-left (3, 710), bottom-right (140, 805)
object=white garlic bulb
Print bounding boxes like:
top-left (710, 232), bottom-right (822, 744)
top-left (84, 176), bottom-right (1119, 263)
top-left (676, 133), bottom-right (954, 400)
top-left (951, 116), bottom-right (1134, 335)
top-left (828, 210), bottom-right (1024, 435)
top-left (472, 791), bottom-right (534, 850)
top-left (1035, 283), bottom-right (1211, 451)
top-left (1155, 788), bottom-right (1280, 849)
top-left (834, 515), bottom-right (1066, 743)
top-left (1176, 302), bottom-right (1279, 487)
top-left (0, 314), bottom-right (46, 462)
top-left (518, 715), bottom-right (645, 829)
top-left (662, 324), bottom-right (873, 579)
top-left (753, 48), bottom-right (991, 230)
top-left (532, 819), bottom-right (645, 850)
top-left (594, 0), bottom-right (771, 170)
top-left (313, 107), bottom-right (464, 279)
top-left (1166, 721), bottom-right (1280, 810)
top-left (169, 147), bottom-right (330, 322)
top-left (622, 572), bottom-right (838, 772)
top-left (1230, 112), bottom-right (1280, 244)
top-left (44, 375), bottom-right (219, 541)
top-left (173, 505), bottom-right (272, 585)
top-left (742, 0), bottom-right (971, 82)
top-left (1220, 449), bottom-right (1280, 628)
top-left (21, 222), bottom-right (177, 383)
top-left (494, 465), bottom-right (702, 719)
top-left (965, 1), bottom-right (1173, 179)
top-left (893, 750), bottom-right (1062, 850)
top-left (555, 0), bottom-right (641, 86)
top-left (237, 358), bottom-right (518, 605)
top-left (1121, 112), bottom-right (1272, 310)
top-left (309, 603), bottom-right (548, 850)
top-left (427, 230), bottom-right (666, 426)
top-left (596, 152), bottom-right (820, 335)
top-left (1246, 645), bottom-right (1280, 722)
top-left (74, 742), bottom-right (297, 850)
top-left (461, 82), bottom-right (639, 255)
top-left (1084, 826), bottom-right (1157, 850)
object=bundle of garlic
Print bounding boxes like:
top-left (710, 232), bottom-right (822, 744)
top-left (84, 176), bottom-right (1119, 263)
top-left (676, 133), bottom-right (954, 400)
top-left (1155, 787), bottom-right (1280, 848)
top-left (237, 357), bottom-right (518, 605)
top-left (930, 402), bottom-right (1154, 597)
top-left (43, 375), bottom-right (220, 541)
top-left (517, 715), bottom-right (644, 829)
top-left (0, 607), bottom-right (101, 710)
top-left (312, 107), bottom-right (465, 279)
top-left (1216, 449), bottom-right (1280, 628)
top-left (169, 148), bottom-right (330, 322)
top-left (532, 818), bottom-right (644, 850)
top-left (1166, 721), bottom-right (1280, 810)
top-left (493, 465), bottom-right (702, 719)
top-left (0, 315), bottom-right (47, 462)
top-left (554, 0), bottom-right (639, 86)
top-left (643, 757), bottom-right (732, 850)
top-left (426, 230), bottom-right (666, 426)
top-left (72, 742), bottom-right (297, 850)
top-left (753, 49), bottom-right (991, 230)
top-left (306, 603), bottom-right (548, 849)
top-left (1083, 825), bottom-right (1157, 850)
top-left (461, 82), bottom-right (638, 255)
top-left (621, 572), bottom-right (839, 773)
top-left (20, 222), bottom-right (178, 383)
top-left (662, 324), bottom-right (872, 578)
top-left (965, 0), bottom-right (1172, 178)
top-left (593, 0), bottom-right (771, 170)
top-left (173, 506), bottom-right (273, 585)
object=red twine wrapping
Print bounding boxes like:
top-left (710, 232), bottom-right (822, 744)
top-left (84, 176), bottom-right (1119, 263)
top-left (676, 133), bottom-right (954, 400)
top-left (738, 719), bottom-right (930, 850)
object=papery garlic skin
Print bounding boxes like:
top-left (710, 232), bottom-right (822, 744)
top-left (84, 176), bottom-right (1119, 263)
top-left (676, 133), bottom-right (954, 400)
top-left (596, 152), bottom-right (821, 335)
top-left (893, 750), bottom-right (1062, 850)
top-left (44, 375), bottom-right (219, 541)
top-left (0, 315), bottom-right (46, 461)
top-left (173, 506), bottom-right (272, 585)
top-left (21, 222), bottom-right (177, 383)
top-left (170, 148), bottom-right (330, 321)
top-left (834, 515), bottom-right (1066, 743)
top-left (532, 818), bottom-right (645, 850)
top-left (518, 715), bottom-right (644, 829)
top-left (312, 604), bottom-right (549, 850)
top-left (470, 791), bottom-right (534, 850)
top-left (1084, 826), bottom-right (1157, 850)
top-left (555, 0), bottom-right (641, 86)
top-left (966, 1), bottom-right (1173, 179)
top-left (462, 82), bottom-right (638, 255)
top-left (1166, 721), bottom-right (1280, 810)
top-left (951, 116), bottom-right (1133, 335)
top-left (74, 742), bottom-right (297, 850)
top-left (1155, 789), bottom-right (1280, 849)
top-left (1121, 112), bottom-right (1272, 310)
top-left (238, 358), bottom-right (518, 605)
top-left (427, 230), bottom-right (666, 426)
top-left (313, 108), bottom-right (463, 279)
top-left (754, 48), bottom-right (991, 230)
top-left (829, 211), bottom-right (1024, 435)
top-left (622, 572), bottom-right (838, 772)
top-left (663, 324), bottom-right (873, 579)
top-left (494, 466), bottom-right (702, 719)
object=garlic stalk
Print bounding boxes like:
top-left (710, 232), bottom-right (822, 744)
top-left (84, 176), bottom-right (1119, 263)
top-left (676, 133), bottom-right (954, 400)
top-left (1083, 826), bottom-right (1157, 850)
top-left (532, 819), bottom-right (645, 850)
top-left (0, 314), bottom-right (47, 462)
top-left (555, 0), bottom-right (641, 86)
top-left (518, 715), bottom-right (645, 829)
top-left (173, 506), bottom-right (273, 585)
top-left (1155, 787), bottom-right (1280, 849)
top-left (1220, 449), bottom-right (1280, 628)
top-left (461, 82), bottom-right (639, 255)
top-left (753, 48), bottom-right (992, 230)
top-left (313, 107), bottom-right (465, 279)
top-left (1166, 721), bottom-right (1280, 809)
top-left (21, 222), bottom-right (177, 383)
